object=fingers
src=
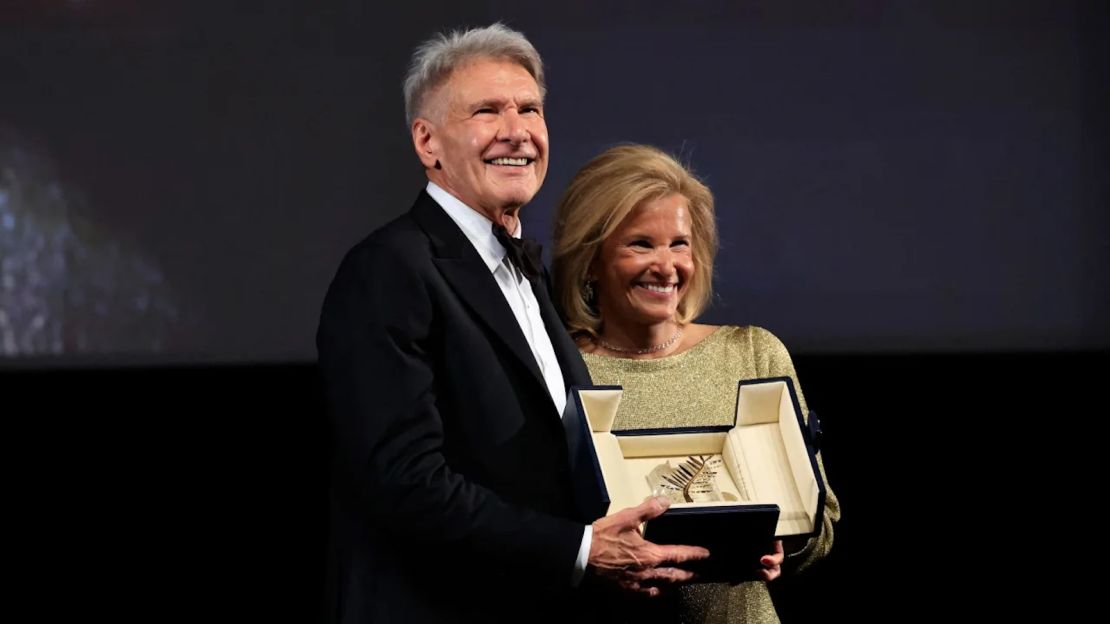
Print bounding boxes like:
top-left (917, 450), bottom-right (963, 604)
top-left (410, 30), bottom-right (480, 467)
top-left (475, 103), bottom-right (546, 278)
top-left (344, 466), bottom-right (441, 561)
top-left (633, 495), bottom-right (671, 523)
top-left (758, 540), bottom-right (785, 582)
top-left (615, 567), bottom-right (696, 598)
top-left (633, 566), bottom-right (697, 584)
top-left (757, 565), bottom-right (782, 582)
top-left (596, 496), bottom-right (669, 534)
top-left (759, 540), bottom-right (784, 568)
top-left (654, 543), bottom-right (710, 565)
top-left (619, 580), bottom-right (661, 598)
top-left (590, 497), bottom-right (712, 596)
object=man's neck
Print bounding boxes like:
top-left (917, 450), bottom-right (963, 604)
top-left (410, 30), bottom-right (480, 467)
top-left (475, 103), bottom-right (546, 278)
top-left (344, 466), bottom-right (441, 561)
top-left (426, 179), bottom-right (522, 235)
top-left (494, 211), bottom-right (521, 237)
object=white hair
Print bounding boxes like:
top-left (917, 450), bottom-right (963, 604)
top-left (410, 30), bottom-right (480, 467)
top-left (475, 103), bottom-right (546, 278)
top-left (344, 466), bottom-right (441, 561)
top-left (403, 23), bottom-right (545, 125)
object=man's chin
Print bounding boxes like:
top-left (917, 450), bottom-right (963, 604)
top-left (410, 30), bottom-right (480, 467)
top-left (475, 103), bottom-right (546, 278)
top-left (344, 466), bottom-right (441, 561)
top-left (491, 188), bottom-right (540, 210)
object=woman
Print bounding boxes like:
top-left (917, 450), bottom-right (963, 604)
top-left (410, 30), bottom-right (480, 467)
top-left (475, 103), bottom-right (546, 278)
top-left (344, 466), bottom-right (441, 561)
top-left (553, 144), bottom-right (840, 623)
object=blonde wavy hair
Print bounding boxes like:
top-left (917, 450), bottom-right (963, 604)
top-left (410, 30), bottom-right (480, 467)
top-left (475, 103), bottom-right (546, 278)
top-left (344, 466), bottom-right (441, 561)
top-left (552, 144), bottom-right (718, 340)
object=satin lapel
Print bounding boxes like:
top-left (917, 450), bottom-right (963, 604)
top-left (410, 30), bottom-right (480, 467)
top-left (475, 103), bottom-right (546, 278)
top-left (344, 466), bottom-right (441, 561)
top-left (533, 271), bottom-right (593, 389)
top-left (410, 192), bottom-right (547, 390)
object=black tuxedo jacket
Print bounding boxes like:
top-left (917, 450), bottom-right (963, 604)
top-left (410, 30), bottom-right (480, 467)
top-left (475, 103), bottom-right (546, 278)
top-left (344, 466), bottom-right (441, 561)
top-left (317, 191), bottom-right (594, 623)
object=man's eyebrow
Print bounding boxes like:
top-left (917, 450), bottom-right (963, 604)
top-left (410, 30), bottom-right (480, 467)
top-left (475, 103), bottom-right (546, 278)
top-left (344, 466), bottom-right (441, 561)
top-left (471, 98), bottom-right (505, 110)
top-left (468, 97), bottom-right (544, 110)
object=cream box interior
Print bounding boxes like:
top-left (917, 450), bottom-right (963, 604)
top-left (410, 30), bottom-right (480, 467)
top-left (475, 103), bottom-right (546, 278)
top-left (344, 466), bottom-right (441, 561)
top-left (577, 378), bottom-right (821, 537)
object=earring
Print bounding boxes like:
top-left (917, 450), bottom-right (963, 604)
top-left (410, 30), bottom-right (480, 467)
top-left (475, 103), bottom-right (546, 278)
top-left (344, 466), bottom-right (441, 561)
top-left (583, 280), bottom-right (595, 302)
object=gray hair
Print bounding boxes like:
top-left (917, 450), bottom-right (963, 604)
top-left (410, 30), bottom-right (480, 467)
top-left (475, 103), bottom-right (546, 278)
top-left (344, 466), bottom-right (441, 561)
top-left (403, 23), bottom-right (546, 126)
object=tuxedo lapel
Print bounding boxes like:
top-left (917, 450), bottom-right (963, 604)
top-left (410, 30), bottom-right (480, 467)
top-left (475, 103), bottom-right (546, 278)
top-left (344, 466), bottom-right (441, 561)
top-left (533, 271), bottom-right (592, 390)
top-left (410, 192), bottom-right (547, 391)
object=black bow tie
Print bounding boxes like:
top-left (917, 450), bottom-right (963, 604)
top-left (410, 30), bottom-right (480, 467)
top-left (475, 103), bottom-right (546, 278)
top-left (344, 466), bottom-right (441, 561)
top-left (492, 224), bottom-right (543, 285)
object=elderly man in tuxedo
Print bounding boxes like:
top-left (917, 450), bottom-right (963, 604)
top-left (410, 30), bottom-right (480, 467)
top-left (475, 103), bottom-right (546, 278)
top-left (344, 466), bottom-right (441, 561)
top-left (316, 23), bottom-right (708, 623)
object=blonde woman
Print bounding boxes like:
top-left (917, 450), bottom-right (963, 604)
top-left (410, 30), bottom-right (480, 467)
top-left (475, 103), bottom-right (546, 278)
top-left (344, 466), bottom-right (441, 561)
top-left (553, 144), bottom-right (840, 623)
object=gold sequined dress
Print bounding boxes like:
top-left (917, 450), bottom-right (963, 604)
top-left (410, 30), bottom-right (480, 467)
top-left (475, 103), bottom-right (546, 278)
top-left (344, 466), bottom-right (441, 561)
top-left (583, 326), bottom-right (840, 624)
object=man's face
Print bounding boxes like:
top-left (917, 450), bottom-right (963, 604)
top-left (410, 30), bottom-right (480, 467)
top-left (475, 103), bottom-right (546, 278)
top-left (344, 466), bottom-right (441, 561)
top-left (414, 58), bottom-right (548, 221)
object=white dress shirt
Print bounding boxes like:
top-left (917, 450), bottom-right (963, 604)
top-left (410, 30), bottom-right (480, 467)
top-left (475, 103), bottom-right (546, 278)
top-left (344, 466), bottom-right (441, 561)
top-left (426, 181), bottom-right (591, 585)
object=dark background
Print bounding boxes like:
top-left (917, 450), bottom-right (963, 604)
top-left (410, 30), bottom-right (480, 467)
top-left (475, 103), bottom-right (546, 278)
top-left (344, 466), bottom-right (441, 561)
top-left (2, 1), bottom-right (1106, 621)
top-left (9, 353), bottom-right (1099, 620)
top-left (1, 0), bottom-right (1106, 361)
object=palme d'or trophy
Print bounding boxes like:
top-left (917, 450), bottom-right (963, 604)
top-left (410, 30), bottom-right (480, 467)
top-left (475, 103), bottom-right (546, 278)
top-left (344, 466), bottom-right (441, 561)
top-left (647, 455), bottom-right (748, 504)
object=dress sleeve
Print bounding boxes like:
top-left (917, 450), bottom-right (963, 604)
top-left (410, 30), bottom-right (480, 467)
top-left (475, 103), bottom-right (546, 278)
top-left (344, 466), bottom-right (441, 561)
top-left (750, 326), bottom-right (841, 574)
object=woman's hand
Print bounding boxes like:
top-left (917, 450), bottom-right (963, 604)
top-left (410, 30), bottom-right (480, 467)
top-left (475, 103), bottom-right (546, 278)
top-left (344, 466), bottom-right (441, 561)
top-left (757, 540), bottom-right (785, 582)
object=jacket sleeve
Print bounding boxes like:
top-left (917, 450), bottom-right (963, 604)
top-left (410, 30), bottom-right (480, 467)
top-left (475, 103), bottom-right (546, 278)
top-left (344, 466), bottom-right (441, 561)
top-left (316, 240), bottom-right (584, 585)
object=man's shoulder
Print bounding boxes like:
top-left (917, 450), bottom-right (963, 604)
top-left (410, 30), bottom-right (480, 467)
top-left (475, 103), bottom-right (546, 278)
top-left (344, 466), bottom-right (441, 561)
top-left (343, 208), bottom-right (430, 266)
top-left (366, 211), bottom-right (424, 243)
top-left (321, 207), bottom-right (439, 301)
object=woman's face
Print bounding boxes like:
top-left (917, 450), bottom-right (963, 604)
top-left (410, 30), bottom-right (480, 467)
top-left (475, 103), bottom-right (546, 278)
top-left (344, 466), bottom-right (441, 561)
top-left (593, 193), bottom-right (695, 330)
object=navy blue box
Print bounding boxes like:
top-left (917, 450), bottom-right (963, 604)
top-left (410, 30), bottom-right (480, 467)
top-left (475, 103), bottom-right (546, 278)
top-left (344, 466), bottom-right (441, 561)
top-left (563, 377), bottom-right (825, 583)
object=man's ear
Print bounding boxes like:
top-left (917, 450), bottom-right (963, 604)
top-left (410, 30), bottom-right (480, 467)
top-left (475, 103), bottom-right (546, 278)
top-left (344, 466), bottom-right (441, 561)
top-left (412, 118), bottom-right (440, 170)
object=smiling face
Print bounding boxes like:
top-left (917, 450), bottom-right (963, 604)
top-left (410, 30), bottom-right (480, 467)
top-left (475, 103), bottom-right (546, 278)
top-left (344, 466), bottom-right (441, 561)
top-left (412, 58), bottom-right (548, 221)
top-left (593, 193), bottom-right (695, 330)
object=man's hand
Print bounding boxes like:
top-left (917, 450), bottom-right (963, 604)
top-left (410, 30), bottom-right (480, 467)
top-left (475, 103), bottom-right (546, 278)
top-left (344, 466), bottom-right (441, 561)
top-left (588, 496), bottom-right (710, 597)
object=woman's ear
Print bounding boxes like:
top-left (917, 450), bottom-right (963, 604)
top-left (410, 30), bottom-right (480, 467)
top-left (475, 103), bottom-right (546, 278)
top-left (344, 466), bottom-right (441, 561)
top-left (586, 257), bottom-right (600, 283)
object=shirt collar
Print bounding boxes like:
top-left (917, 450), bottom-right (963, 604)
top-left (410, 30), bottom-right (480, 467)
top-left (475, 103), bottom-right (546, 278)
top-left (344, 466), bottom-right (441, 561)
top-left (426, 181), bottom-right (523, 275)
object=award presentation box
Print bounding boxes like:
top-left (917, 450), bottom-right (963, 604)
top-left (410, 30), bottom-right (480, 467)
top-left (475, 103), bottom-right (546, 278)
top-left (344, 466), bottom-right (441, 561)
top-left (563, 377), bottom-right (825, 582)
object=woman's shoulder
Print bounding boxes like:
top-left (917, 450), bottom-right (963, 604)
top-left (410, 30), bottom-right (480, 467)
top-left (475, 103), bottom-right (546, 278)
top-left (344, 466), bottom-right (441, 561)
top-left (716, 325), bottom-right (795, 361)
top-left (716, 324), bottom-right (786, 344)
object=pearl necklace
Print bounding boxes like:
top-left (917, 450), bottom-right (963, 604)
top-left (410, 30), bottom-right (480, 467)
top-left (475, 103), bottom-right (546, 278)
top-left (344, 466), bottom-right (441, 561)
top-left (596, 326), bottom-right (683, 355)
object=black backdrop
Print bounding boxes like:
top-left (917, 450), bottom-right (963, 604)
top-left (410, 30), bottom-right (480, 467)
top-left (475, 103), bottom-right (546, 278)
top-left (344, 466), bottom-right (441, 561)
top-left (8, 352), bottom-right (1102, 620)
top-left (2, 1), bottom-right (1107, 620)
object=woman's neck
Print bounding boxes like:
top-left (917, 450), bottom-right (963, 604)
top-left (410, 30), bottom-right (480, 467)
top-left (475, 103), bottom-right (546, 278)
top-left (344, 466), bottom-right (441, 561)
top-left (595, 320), bottom-right (683, 359)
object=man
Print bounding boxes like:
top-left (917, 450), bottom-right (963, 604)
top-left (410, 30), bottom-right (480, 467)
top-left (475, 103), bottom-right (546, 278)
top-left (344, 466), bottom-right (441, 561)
top-left (317, 24), bottom-right (708, 623)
